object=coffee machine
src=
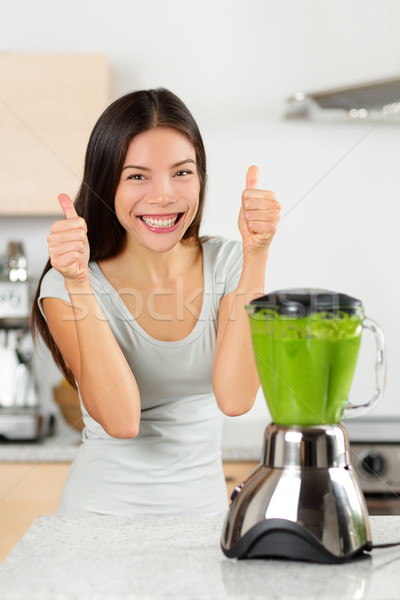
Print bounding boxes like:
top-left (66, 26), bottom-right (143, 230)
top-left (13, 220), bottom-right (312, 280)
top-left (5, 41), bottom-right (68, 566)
top-left (0, 241), bottom-right (54, 441)
top-left (221, 289), bottom-right (386, 563)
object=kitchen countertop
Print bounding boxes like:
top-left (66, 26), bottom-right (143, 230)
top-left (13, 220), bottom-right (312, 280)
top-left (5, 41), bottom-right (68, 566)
top-left (3, 415), bottom-right (400, 465)
top-left (0, 421), bottom-right (82, 463)
top-left (0, 419), bottom-right (262, 463)
top-left (1, 514), bottom-right (400, 599)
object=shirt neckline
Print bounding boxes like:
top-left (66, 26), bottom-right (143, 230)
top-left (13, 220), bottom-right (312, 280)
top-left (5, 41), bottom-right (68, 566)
top-left (90, 241), bottom-right (211, 347)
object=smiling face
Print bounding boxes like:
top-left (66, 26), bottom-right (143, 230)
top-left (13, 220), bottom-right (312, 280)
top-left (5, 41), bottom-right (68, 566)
top-left (114, 126), bottom-right (201, 252)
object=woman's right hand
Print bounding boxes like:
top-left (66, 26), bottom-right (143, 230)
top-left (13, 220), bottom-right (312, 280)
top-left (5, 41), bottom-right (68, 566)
top-left (47, 194), bottom-right (90, 285)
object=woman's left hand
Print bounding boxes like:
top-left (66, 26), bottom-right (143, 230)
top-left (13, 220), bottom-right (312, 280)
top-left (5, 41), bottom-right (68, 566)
top-left (238, 166), bottom-right (281, 256)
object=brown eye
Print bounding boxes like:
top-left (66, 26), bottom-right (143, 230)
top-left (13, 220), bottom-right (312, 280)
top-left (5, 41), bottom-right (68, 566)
top-left (127, 174), bottom-right (145, 180)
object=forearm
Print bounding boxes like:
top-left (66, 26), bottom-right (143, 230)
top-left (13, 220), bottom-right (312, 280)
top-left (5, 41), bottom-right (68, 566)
top-left (65, 281), bottom-right (141, 438)
top-left (212, 252), bottom-right (268, 416)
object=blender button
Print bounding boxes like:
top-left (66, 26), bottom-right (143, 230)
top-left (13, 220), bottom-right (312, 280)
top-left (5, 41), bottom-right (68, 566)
top-left (230, 483), bottom-right (245, 502)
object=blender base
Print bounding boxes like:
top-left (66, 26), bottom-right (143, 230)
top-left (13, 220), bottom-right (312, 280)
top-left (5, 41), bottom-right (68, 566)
top-left (221, 423), bottom-right (372, 564)
top-left (224, 518), bottom-right (372, 564)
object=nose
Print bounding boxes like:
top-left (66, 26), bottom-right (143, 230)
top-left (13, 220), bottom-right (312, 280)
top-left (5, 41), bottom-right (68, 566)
top-left (147, 178), bottom-right (176, 208)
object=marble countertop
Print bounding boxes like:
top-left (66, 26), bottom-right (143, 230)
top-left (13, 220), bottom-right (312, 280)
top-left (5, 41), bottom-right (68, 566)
top-left (1, 514), bottom-right (400, 599)
top-left (0, 419), bottom-right (261, 463)
top-left (5, 414), bottom-right (400, 465)
top-left (0, 421), bottom-right (83, 463)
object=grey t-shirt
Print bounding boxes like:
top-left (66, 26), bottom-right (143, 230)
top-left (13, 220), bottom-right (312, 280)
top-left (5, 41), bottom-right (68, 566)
top-left (38, 235), bottom-right (243, 516)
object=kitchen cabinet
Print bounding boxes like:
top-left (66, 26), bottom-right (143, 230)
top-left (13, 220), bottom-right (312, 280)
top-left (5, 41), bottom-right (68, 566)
top-left (223, 461), bottom-right (258, 499)
top-left (0, 54), bottom-right (110, 215)
top-left (0, 462), bottom-right (71, 562)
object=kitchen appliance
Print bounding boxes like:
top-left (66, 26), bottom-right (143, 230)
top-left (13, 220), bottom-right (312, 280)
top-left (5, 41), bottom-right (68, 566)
top-left (0, 241), bottom-right (55, 441)
top-left (284, 75), bottom-right (400, 122)
top-left (345, 417), bottom-right (400, 515)
top-left (221, 289), bottom-right (386, 563)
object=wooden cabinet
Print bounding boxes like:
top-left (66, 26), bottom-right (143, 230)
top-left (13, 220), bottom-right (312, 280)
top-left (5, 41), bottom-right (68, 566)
top-left (223, 461), bottom-right (259, 501)
top-left (0, 54), bottom-right (110, 215)
top-left (0, 461), bottom-right (259, 563)
top-left (0, 462), bottom-right (71, 562)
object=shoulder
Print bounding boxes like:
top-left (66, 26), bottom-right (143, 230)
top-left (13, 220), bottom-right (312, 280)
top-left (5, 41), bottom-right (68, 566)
top-left (40, 262), bottom-right (99, 290)
top-left (202, 235), bottom-right (242, 259)
top-left (202, 236), bottom-right (243, 297)
top-left (38, 262), bottom-right (100, 320)
top-left (40, 266), bottom-right (66, 291)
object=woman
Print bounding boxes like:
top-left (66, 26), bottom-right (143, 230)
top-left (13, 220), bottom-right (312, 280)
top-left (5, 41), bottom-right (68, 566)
top-left (31, 88), bottom-right (280, 516)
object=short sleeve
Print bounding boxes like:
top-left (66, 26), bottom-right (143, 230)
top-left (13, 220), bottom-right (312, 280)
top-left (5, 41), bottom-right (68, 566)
top-left (223, 240), bottom-right (243, 296)
top-left (210, 237), bottom-right (243, 297)
top-left (37, 268), bottom-right (72, 320)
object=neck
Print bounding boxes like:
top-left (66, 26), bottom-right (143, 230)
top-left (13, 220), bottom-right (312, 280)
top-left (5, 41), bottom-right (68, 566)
top-left (112, 234), bottom-right (200, 286)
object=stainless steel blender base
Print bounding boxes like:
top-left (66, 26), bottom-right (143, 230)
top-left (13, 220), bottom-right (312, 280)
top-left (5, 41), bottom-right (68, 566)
top-left (221, 423), bottom-right (372, 563)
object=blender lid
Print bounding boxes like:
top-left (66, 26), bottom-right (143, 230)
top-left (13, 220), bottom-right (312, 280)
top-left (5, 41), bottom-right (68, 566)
top-left (249, 288), bottom-right (363, 317)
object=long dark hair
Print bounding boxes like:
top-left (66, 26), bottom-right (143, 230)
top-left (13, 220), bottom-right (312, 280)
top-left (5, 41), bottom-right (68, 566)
top-left (31, 88), bottom-right (212, 387)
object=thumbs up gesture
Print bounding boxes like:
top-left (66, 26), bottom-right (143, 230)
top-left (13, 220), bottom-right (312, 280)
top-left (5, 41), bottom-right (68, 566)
top-left (238, 166), bottom-right (281, 255)
top-left (47, 194), bottom-right (90, 284)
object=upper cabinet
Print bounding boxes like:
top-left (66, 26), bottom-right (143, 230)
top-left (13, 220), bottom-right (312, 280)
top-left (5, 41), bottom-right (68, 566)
top-left (0, 54), bottom-right (111, 215)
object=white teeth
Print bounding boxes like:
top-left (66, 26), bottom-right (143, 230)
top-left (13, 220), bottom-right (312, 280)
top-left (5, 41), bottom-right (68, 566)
top-left (141, 215), bottom-right (179, 228)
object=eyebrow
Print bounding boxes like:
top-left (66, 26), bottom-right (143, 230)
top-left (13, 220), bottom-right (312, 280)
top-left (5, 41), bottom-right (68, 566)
top-left (122, 159), bottom-right (196, 172)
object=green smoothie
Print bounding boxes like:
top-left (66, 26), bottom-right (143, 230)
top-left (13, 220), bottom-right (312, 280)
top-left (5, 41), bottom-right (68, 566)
top-left (248, 309), bottom-right (363, 426)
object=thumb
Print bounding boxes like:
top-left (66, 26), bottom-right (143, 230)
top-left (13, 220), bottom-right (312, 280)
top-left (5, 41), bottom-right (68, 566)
top-left (246, 165), bottom-right (259, 189)
top-left (58, 193), bottom-right (78, 219)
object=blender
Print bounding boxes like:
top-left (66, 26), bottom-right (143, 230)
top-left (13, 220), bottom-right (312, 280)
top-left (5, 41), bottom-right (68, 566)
top-left (221, 288), bottom-right (386, 563)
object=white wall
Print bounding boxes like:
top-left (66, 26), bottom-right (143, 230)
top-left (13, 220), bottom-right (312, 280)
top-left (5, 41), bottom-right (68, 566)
top-left (2, 0), bottom-right (400, 118)
top-left (1, 0), bottom-right (399, 434)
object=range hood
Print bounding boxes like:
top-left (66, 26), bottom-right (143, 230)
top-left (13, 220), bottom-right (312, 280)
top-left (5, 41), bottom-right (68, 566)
top-left (284, 76), bottom-right (400, 122)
